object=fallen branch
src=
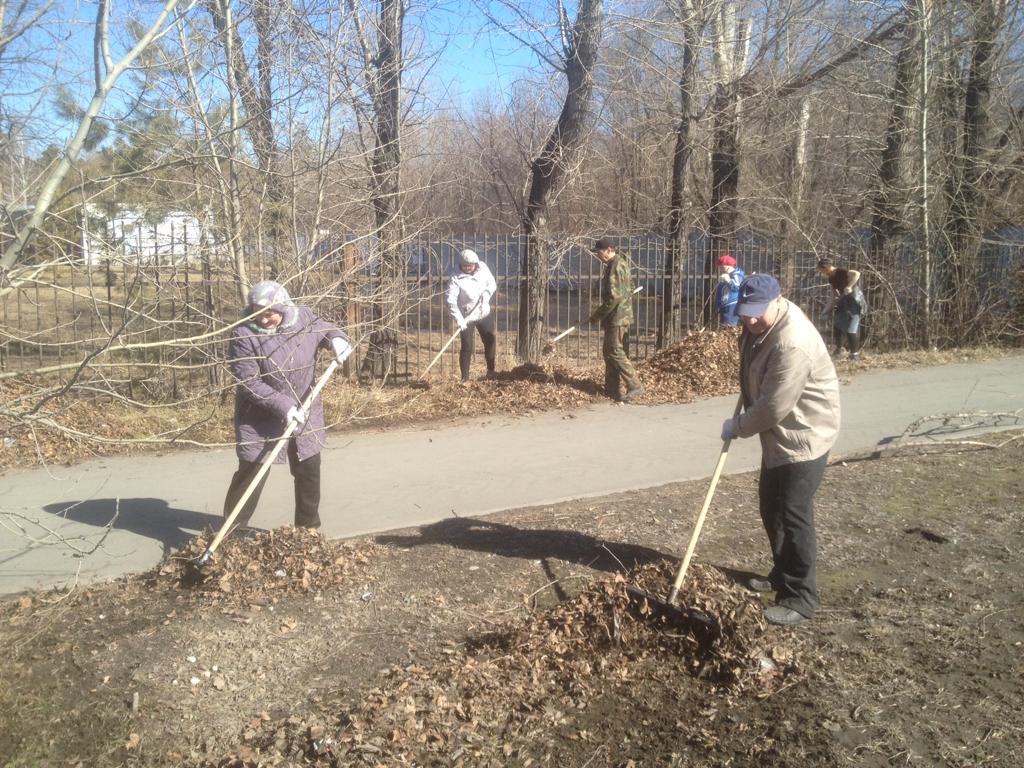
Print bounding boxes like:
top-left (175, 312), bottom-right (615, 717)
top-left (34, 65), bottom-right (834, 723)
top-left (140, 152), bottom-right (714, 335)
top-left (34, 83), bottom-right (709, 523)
top-left (837, 427), bottom-right (1024, 463)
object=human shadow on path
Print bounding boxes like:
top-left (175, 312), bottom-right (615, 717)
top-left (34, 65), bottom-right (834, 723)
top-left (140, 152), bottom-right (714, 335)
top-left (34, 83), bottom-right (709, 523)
top-left (42, 498), bottom-right (225, 555)
top-left (376, 516), bottom-right (669, 574)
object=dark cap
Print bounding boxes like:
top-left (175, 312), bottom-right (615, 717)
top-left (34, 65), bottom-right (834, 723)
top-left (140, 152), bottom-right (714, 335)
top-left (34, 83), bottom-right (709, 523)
top-left (593, 238), bottom-right (615, 252)
top-left (737, 274), bottom-right (782, 317)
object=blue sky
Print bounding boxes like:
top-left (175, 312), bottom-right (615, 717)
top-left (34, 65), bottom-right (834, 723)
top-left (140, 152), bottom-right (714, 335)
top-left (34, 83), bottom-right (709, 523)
top-left (417, 0), bottom-right (559, 105)
top-left (3, 0), bottom-right (565, 153)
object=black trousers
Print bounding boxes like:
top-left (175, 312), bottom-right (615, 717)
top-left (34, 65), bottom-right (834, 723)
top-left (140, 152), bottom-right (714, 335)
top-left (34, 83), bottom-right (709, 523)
top-left (758, 452), bottom-right (828, 618)
top-left (459, 311), bottom-right (497, 381)
top-left (223, 438), bottom-right (322, 531)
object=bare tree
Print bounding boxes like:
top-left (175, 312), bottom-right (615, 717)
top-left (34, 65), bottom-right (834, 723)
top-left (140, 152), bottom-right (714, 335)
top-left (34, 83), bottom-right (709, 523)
top-left (342, 0), bottom-right (407, 379)
top-left (942, 0), bottom-right (1008, 337)
top-left (706, 2), bottom-right (750, 318)
top-left (479, 0), bottom-right (604, 361)
top-left (204, 0), bottom-right (287, 270)
top-left (0, 0), bottom-right (187, 284)
top-left (662, 0), bottom-right (702, 344)
top-left (866, 9), bottom-right (921, 344)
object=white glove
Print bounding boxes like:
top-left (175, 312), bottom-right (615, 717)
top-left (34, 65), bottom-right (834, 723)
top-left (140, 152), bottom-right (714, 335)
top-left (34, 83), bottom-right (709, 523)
top-left (331, 337), bottom-right (353, 364)
top-left (719, 273), bottom-right (731, 283)
top-left (721, 418), bottom-right (737, 441)
top-left (286, 406), bottom-right (306, 426)
top-left (456, 316), bottom-right (469, 332)
top-left (842, 286), bottom-right (852, 295)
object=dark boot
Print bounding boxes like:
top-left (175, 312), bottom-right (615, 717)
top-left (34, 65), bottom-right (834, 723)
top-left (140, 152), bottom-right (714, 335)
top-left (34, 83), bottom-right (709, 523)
top-left (604, 366), bottom-right (621, 400)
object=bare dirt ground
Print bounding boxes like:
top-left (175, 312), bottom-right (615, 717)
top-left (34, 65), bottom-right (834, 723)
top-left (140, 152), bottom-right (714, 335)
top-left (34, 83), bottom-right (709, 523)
top-left (2, 429), bottom-right (1022, 767)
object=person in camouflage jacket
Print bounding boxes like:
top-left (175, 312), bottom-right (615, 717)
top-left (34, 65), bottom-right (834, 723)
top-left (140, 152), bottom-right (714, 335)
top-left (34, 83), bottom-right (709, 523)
top-left (588, 238), bottom-right (643, 403)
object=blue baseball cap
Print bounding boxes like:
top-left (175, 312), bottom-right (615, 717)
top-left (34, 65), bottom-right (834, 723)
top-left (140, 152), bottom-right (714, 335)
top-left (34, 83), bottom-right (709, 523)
top-left (737, 274), bottom-right (782, 317)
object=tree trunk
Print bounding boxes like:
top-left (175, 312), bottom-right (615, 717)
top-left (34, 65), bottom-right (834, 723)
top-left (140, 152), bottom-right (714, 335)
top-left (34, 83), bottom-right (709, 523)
top-left (866, 13), bottom-right (919, 345)
top-left (661, 0), bottom-right (698, 347)
top-left (778, 97), bottom-right (810, 296)
top-left (942, 0), bottom-right (1004, 339)
top-left (206, 0), bottom-right (284, 271)
top-left (518, 0), bottom-right (603, 362)
top-left (707, 7), bottom-right (749, 324)
top-left (361, 0), bottom-right (405, 380)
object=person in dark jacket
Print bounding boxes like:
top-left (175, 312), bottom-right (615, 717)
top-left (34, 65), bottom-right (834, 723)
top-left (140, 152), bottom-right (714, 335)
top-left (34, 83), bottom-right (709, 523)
top-left (222, 280), bottom-right (352, 533)
top-left (589, 238), bottom-right (643, 403)
top-left (817, 257), bottom-right (866, 359)
top-left (715, 254), bottom-right (745, 327)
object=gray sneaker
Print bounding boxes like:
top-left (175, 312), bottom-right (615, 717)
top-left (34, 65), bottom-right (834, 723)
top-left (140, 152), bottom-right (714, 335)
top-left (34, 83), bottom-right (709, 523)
top-left (765, 605), bottom-right (809, 625)
top-left (747, 577), bottom-right (774, 593)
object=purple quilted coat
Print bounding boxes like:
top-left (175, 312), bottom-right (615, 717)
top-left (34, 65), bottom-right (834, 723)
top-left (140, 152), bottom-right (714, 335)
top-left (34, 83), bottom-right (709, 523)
top-left (228, 305), bottom-right (347, 463)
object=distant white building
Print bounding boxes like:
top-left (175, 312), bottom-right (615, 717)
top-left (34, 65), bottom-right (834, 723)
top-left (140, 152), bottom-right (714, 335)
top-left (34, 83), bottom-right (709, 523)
top-left (80, 206), bottom-right (216, 265)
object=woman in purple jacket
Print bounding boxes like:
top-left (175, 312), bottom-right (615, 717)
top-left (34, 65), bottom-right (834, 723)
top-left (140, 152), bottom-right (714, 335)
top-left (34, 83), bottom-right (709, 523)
top-left (222, 280), bottom-right (352, 533)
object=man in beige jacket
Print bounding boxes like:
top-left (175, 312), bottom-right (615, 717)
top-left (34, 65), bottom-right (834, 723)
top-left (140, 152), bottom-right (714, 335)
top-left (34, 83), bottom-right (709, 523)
top-left (721, 274), bottom-right (841, 625)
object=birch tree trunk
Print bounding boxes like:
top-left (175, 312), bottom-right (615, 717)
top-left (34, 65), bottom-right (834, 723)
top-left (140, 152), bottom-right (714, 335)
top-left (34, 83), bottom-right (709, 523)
top-left (778, 97), bottom-right (810, 295)
top-left (707, 5), bottom-right (749, 323)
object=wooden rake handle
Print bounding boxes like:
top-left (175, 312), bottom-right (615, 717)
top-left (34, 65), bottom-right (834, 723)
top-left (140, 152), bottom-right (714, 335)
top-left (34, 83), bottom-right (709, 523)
top-left (666, 394), bottom-right (744, 605)
top-left (420, 294), bottom-right (486, 380)
top-left (548, 325), bottom-right (577, 345)
top-left (200, 359), bottom-right (340, 563)
top-left (420, 328), bottom-right (461, 379)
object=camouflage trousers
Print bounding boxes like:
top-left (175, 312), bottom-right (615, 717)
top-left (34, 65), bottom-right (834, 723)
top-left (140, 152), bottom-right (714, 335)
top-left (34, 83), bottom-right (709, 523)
top-left (601, 323), bottom-right (639, 398)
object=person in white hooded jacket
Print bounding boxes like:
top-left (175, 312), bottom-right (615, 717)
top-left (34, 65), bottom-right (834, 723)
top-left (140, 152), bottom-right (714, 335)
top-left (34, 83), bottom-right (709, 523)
top-left (446, 249), bottom-right (498, 382)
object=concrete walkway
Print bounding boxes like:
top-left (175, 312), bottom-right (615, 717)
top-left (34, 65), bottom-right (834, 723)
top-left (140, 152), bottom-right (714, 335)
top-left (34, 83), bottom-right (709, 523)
top-left (2, 355), bottom-right (1022, 596)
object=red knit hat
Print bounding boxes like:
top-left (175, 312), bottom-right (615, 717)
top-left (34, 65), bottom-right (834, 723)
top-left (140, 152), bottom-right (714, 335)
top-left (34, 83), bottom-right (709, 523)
top-left (718, 254), bottom-right (737, 267)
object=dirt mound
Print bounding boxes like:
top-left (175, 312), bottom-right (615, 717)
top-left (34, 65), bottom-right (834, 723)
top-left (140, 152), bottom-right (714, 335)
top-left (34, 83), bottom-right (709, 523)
top-left (155, 527), bottom-right (371, 603)
top-left (201, 562), bottom-right (799, 766)
top-left (637, 328), bottom-right (741, 402)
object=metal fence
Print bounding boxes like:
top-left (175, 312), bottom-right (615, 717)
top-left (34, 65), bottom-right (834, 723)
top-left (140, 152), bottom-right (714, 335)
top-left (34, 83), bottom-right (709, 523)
top-left (2, 231), bottom-right (1021, 393)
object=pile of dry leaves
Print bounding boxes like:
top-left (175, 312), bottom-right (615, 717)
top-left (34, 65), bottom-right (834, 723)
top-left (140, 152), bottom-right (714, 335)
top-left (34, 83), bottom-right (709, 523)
top-left (413, 329), bottom-right (742, 416)
top-left (155, 527), bottom-right (370, 603)
top-left (637, 328), bottom-right (741, 403)
top-left (202, 561), bottom-right (799, 767)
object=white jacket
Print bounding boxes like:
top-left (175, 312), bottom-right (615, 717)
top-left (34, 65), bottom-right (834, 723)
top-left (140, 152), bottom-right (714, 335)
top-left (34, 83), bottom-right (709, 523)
top-left (446, 263), bottom-right (496, 324)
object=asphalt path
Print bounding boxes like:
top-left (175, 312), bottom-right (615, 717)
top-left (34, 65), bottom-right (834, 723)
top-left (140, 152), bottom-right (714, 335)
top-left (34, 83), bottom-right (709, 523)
top-left (2, 355), bottom-right (1022, 596)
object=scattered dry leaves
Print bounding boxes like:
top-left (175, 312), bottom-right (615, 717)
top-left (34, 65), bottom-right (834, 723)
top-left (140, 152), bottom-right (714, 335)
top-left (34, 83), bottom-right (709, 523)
top-left (196, 560), bottom-right (800, 766)
top-left (154, 527), bottom-right (371, 606)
